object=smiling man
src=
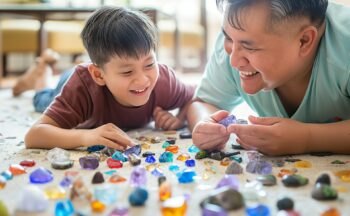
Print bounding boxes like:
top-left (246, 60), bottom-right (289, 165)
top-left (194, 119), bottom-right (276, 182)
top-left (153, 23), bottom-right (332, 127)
top-left (188, 0), bottom-right (350, 155)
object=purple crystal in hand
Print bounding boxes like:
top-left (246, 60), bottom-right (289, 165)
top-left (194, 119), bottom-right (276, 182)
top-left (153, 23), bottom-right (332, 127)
top-left (124, 144), bottom-right (141, 156)
top-left (246, 160), bottom-right (272, 175)
top-left (218, 115), bottom-right (236, 127)
top-left (79, 155), bottom-right (99, 170)
top-left (130, 166), bottom-right (147, 187)
top-left (29, 167), bottom-right (54, 184)
top-left (216, 175), bottom-right (239, 190)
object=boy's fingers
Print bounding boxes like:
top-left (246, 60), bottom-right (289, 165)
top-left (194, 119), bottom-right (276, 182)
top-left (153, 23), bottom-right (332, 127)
top-left (100, 137), bottom-right (125, 151)
top-left (104, 131), bottom-right (135, 148)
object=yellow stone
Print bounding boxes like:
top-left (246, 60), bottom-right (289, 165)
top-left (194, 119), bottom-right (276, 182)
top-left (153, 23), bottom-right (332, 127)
top-left (334, 170), bottom-right (350, 182)
top-left (335, 186), bottom-right (348, 193)
top-left (141, 142), bottom-right (151, 150)
top-left (294, 160), bottom-right (312, 168)
top-left (220, 157), bottom-right (231, 166)
top-left (161, 196), bottom-right (187, 216)
top-left (91, 200), bottom-right (105, 213)
top-left (202, 172), bottom-right (210, 180)
top-left (163, 130), bottom-right (177, 135)
top-left (177, 154), bottom-right (190, 161)
top-left (203, 160), bottom-right (214, 166)
top-left (44, 185), bottom-right (66, 199)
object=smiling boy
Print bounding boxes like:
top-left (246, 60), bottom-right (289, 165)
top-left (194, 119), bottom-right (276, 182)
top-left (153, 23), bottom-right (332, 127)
top-left (188, 0), bottom-right (350, 155)
top-left (25, 6), bottom-right (195, 150)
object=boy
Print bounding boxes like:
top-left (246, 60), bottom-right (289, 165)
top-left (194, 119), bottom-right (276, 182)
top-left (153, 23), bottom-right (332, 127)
top-left (187, 0), bottom-right (350, 155)
top-left (25, 6), bottom-right (195, 150)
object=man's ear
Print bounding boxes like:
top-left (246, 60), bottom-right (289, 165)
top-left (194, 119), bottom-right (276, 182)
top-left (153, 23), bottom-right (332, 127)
top-left (298, 25), bottom-right (318, 57)
top-left (88, 64), bottom-right (106, 86)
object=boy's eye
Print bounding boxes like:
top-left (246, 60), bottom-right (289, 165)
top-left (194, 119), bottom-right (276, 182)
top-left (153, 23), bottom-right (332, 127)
top-left (146, 62), bottom-right (154, 68)
top-left (121, 71), bottom-right (132, 75)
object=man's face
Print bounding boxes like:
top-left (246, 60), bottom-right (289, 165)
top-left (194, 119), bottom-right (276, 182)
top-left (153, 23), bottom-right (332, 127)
top-left (222, 3), bottom-right (304, 94)
top-left (101, 51), bottom-right (159, 107)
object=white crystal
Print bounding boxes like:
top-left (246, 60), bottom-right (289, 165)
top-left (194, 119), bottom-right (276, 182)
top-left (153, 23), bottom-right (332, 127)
top-left (16, 185), bottom-right (49, 212)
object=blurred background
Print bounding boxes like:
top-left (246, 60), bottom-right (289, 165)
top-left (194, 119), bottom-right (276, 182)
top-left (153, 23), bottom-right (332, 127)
top-left (0, 0), bottom-right (349, 88)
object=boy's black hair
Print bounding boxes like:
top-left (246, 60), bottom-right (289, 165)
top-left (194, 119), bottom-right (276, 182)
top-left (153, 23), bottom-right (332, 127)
top-left (216, 0), bottom-right (328, 31)
top-left (81, 6), bottom-right (158, 67)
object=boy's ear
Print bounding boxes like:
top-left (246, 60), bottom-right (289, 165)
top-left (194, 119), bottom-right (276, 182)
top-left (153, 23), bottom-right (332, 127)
top-left (298, 25), bottom-right (318, 57)
top-left (88, 64), bottom-right (106, 86)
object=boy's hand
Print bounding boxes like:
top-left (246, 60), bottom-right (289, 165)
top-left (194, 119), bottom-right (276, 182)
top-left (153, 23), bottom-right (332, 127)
top-left (192, 110), bottom-right (230, 150)
top-left (227, 116), bottom-right (310, 155)
top-left (153, 106), bottom-right (184, 130)
top-left (82, 123), bottom-right (136, 151)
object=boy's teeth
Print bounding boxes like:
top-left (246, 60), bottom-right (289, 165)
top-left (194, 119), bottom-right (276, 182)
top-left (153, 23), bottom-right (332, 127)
top-left (240, 71), bottom-right (258, 76)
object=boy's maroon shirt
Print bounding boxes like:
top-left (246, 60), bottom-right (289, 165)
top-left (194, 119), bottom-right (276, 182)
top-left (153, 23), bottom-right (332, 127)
top-left (45, 63), bottom-right (195, 130)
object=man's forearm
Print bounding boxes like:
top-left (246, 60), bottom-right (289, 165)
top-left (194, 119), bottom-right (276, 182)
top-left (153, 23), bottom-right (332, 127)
top-left (308, 120), bottom-right (350, 154)
top-left (186, 100), bottom-right (220, 131)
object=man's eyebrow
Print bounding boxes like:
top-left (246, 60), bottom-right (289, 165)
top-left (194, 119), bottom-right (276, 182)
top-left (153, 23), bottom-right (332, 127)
top-left (222, 28), bottom-right (256, 46)
top-left (221, 28), bottom-right (231, 38)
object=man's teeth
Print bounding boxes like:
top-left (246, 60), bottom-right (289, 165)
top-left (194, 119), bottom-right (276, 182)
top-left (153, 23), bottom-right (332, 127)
top-left (240, 71), bottom-right (258, 76)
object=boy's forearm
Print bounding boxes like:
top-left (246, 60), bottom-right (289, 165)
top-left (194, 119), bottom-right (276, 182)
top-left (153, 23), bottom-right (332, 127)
top-left (25, 124), bottom-right (86, 149)
top-left (307, 120), bottom-right (350, 154)
top-left (186, 100), bottom-right (220, 131)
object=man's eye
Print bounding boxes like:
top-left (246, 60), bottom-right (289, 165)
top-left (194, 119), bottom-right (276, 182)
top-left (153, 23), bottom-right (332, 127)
top-left (244, 47), bottom-right (258, 52)
top-left (121, 71), bottom-right (132, 75)
top-left (224, 36), bottom-right (232, 42)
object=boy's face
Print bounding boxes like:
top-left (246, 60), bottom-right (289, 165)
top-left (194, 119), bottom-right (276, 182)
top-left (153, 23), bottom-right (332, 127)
top-left (100, 51), bottom-right (159, 107)
top-left (222, 3), bottom-right (308, 94)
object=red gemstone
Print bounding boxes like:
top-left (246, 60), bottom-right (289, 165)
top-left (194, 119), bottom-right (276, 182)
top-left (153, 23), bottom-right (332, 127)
top-left (19, 159), bottom-right (36, 167)
top-left (107, 158), bottom-right (123, 169)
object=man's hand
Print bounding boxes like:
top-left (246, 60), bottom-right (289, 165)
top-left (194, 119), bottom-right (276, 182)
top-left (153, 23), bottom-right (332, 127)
top-left (192, 110), bottom-right (230, 150)
top-left (153, 106), bottom-right (184, 130)
top-left (227, 116), bottom-right (311, 155)
top-left (82, 123), bottom-right (136, 151)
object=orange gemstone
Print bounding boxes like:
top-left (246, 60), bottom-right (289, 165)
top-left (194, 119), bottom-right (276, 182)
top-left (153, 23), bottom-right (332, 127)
top-left (294, 160), bottom-right (312, 168)
top-left (91, 200), bottom-right (105, 213)
top-left (321, 207), bottom-right (341, 216)
top-left (161, 196), bottom-right (187, 216)
top-left (9, 164), bottom-right (26, 175)
top-left (220, 157), bottom-right (231, 166)
top-left (159, 182), bottom-right (172, 201)
top-left (109, 174), bottom-right (126, 183)
top-left (0, 177), bottom-right (6, 189)
top-left (166, 146), bottom-right (179, 154)
top-left (334, 170), bottom-right (350, 182)
top-left (177, 154), bottom-right (190, 161)
top-left (278, 169), bottom-right (296, 178)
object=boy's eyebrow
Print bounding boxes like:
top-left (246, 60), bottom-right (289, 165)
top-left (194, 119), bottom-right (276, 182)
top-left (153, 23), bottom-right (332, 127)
top-left (222, 28), bottom-right (257, 46)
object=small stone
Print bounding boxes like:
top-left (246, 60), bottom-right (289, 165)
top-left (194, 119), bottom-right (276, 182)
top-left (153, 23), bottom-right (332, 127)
top-left (195, 150), bottom-right (209, 159)
top-left (158, 176), bottom-right (167, 186)
top-left (256, 174), bottom-right (277, 186)
top-left (16, 185), bottom-right (49, 212)
top-left (216, 175), bottom-right (239, 190)
top-left (44, 185), bottom-right (66, 199)
top-left (246, 204), bottom-right (270, 216)
top-left (159, 181), bottom-right (172, 201)
top-left (92, 171), bottom-right (105, 184)
top-left (0, 200), bottom-right (9, 216)
top-left (166, 137), bottom-right (176, 144)
top-left (161, 196), bottom-right (187, 215)
top-left (164, 130), bottom-right (177, 135)
top-left (311, 183), bottom-right (338, 200)
top-left (1, 171), bottom-right (13, 180)
top-left (316, 173), bottom-right (331, 185)
top-left (282, 174), bottom-right (308, 187)
top-left (51, 160), bottom-right (74, 170)
top-left (129, 187), bottom-right (148, 206)
top-left (101, 147), bottom-right (117, 157)
top-left (29, 167), bottom-right (54, 184)
top-left (169, 164), bottom-right (180, 172)
top-left (231, 144), bottom-right (244, 150)
top-left (162, 141), bottom-right (171, 148)
top-left (246, 160), bottom-right (272, 175)
top-left (331, 160), bottom-right (346, 164)
top-left (124, 144), bottom-right (141, 156)
top-left (145, 155), bottom-right (156, 164)
top-left (276, 197), bottom-right (294, 211)
top-left (19, 159), bottom-right (36, 167)
top-left (179, 131), bottom-right (192, 139)
top-left (177, 169), bottom-right (196, 183)
top-left (277, 169), bottom-right (296, 178)
top-left (60, 176), bottom-right (73, 188)
top-left (294, 160), bottom-right (312, 168)
top-left (165, 145), bottom-right (179, 154)
top-left (177, 153), bottom-right (191, 161)
top-left (334, 170), bottom-right (350, 182)
top-left (109, 174), bottom-right (126, 183)
top-left (47, 147), bottom-right (70, 163)
top-left (220, 157), bottom-right (232, 166)
top-left (128, 153), bottom-right (141, 166)
top-left (94, 185), bottom-right (118, 204)
top-left (230, 155), bottom-right (243, 163)
top-left (321, 207), bottom-right (341, 216)
top-left (151, 168), bottom-right (164, 177)
top-left (9, 164), bottom-right (26, 175)
top-left (109, 206), bottom-right (128, 216)
top-left (55, 200), bottom-right (74, 216)
top-left (91, 200), bottom-right (106, 213)
top-left (188, 145), bottom-right (200, 153)
top-left (225, 161), bottom-right (243, 174)
top-left (111, 151), bottom-right (128, 162)
top-left (185, 159), bottom-right (196, 167)
top-left (107, 158), bottom-right (123, 169)
top-left (210, 151), bottom-right (226, 161)
top-left (202, 204), bottom-right (228, 216)
top-left (200, 186), bottom-right (244, 211)
top-left (79, 155), bottom-right (99, 170)
top-left (159, 152), bottom-right (173, 163)
top-left (218, 115), bottom-right (236, 127)
top-left (0, 176), bottom-right (6, 189)
top-left (87, 145), bottom-right (105, 153)
top-left (130, 166), bottom-right (147, 187)
top-left (141, 142), bottom-right (151, 150)
top-left (142, 151), bottom-right (155, 157)
top-left (273, 159), bottom-right (285, 167)
top-left (70, 177), bottom-right (92, 201)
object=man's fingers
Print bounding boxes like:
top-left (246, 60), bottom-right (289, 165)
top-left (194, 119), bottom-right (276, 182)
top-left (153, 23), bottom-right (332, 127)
top-left (195, 122), bottom-right (227, 135)
top-left (227, 124), bottom-right (270, 137)
top-left (196, 134), bottom-right (229, 150)
top-left (248, 115), bottom-right (281, 126)
top-left (236, 138), bottom-right (257, 151)
top-left (210, 110), bottom-right (230, 122)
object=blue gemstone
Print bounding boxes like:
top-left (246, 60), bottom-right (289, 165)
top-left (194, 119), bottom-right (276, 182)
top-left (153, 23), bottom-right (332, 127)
top-left (55, 199), bottom-right (74, 216)
top-left (129, 187), bottom-right (148, 206)
top-left (124, 145), bottom-right (141, 156)
top-left (151, 168), bottom-right (164, 177)
top-left (185, 159), bottom-right (196, 167)
top-left (1, 170), bottom-right (13, 180)
top-left (246, 204), bottom-right (270, 216)
top-left (145, 155), bottom-right (156, 164)
top-left (112, 151), bottom-right (128, 162)
top-left (218, 115), bottom-right (236, 127)
top-left (60, 177), bottom-right (72, 188)
top-left (159, 152), bottom-right (173, 163)
top-left (177, 169), bottom-right (196, 183)
top-left (188, 145), bottom-right (200, 153)
top-left (169, 164), bottom-right (180, 172)
top-left (30, 167), bottom-right (54, 184)
top-left (87, 145), bottom-right (105, 153)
